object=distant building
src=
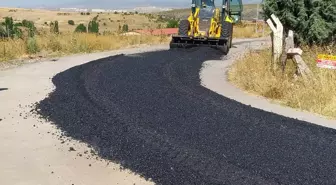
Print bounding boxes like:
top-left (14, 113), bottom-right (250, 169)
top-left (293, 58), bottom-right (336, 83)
top-left (59, 8), bottom-right (88, 12)
top-left (92, 9), bottom-right (106, 12)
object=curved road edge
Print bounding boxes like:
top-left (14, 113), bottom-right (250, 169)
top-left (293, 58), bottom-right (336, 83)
top-left (200, 37), bottom-right (336, 130)
top-left (0, 44), bottom-right (171, 185)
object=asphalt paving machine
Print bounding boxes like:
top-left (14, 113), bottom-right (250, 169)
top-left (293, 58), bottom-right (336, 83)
top-left (170, 0), bottom-right (243, 54)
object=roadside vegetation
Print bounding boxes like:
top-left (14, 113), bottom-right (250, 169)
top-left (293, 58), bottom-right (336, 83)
top-left (0, 7), bottom-right (267, 64)
top-left (0, 8), bottom-right (173, 63)
top-left (229, 0), bottom-right (336, 119)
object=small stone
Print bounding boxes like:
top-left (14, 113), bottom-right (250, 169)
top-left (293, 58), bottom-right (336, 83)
top-left (69, 147), bottom-right (76, 152)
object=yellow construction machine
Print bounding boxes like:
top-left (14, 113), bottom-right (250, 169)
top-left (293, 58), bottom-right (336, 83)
top-left (170, 0), bottom-right (243, 54)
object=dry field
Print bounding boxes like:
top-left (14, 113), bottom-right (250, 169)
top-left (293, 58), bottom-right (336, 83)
top-left (0, 33), bottom-right (170, 64)
top-left (228, 45), bottom-right (336, 119)
top-left (0, 7), bottom-right (267, 65)
top-left (0, 7), bottom-right (162, 32)
top-left (0, 7), bottom-right (169, 64)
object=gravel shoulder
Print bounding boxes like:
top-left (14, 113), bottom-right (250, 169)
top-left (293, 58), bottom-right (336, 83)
top-left (200, 37), bottom-right (336, 130)
top-left (0, 45), bottom-right (167, 185)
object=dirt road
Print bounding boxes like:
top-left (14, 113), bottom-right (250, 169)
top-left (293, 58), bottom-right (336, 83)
top-left (0, 46), bottom-right (167, 185)
top-left (1, 38), bottom-right (336, 185)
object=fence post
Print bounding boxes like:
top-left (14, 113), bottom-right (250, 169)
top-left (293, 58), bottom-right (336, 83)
top-left (266, 14), bottom-right (283, 70)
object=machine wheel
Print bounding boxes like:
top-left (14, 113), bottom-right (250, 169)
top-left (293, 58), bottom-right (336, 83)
top-left (221, 21), bottom-right (233, 48)
top-left (169, 40), bottom-right (177, 49)
top-left (218, 43), bottom-right (229, 55)
top-left (178, 20), bottom-right (190, 36)
top-left (229, 23), bottom-right (233, 48)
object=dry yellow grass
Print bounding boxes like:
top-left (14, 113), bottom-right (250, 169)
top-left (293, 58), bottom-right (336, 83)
top-left (0, 7), bottom-right (267, 65)
top-left (0, 7), bottom-right (162, 32)
top-left (228, 45), bottom-right (336, 119)
top-left (0, 32), bottom-right (170, 62)
top-left (233, 21), bottom-right (270, 38)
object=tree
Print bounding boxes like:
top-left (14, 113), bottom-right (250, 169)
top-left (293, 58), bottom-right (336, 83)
top-left (263, 0), bottom-right (336, 45)
top-left (122, 24), bottom-right (129, 32)
top-left (75, 24), bottom-right (87, 33)
top-left (68, 20), bottom-right (75, 25)
top-left (0, 17), bottom-right (18, 38)
top-left (88, 16), bottom-right (99, 33)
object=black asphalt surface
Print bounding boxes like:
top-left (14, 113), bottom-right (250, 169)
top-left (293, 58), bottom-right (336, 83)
top-left (36, 47), bottom-right (336, 185)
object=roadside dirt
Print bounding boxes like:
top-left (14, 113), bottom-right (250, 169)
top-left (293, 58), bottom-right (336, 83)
top-left (0, 45), bottom-right (167, 185)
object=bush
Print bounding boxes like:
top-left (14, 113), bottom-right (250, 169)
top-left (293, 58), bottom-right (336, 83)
top-left (50, 21), bottom-right (59, 34)
top-left (166, 19), bottom-right (179, 28)
top-left (22, 19), bottom-right (36, 37)
top-left (75, 23), bottom-right (87, 33)
top-left (88, 16), bottom-right (99, 33)
top-left (86, 12), bottom-right (90, 15)
top-left (0, 17), bottom-right (24, 38)
top-left (68, 20), bottom-right (75, 25)
top-left (263, 0), bottom-right (336, 45)
top-left (26, 37), bottom-right (39, 54)
top-left (122, 24), bottom-right (129, 32)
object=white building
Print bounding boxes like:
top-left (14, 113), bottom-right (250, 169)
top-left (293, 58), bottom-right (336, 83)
top-left (91, 9), bottom-right (106, 12)
top-left (59, 8), bottom-right (89, 12)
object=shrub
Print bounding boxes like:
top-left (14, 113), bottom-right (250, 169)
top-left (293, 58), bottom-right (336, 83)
top-left (263, 0), bottom-right (336, 45)
top-left (86, 12), bottom-right (90, 15)
top-left (122, 24), bottom-right (129, 32)
top-left (26, 37), bottom-right (39, 54)
top-left (88, 16), bottom-right (99, 33)
top-left (0, 17), bottom-right (24, 38)
top-left (75, 23), bottom-right (87, 33)
top-left (50, 21), bottom-right (59, 34)
top-left (166, 19), bottom-right (179, 28)
top-left (22, 19), bottom-right (36, 37)
top-left (68, 20), bottom-right (75, 25)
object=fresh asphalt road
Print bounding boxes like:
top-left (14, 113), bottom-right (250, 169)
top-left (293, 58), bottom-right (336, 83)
top-left (36, 46), bottom-right (336, 185)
